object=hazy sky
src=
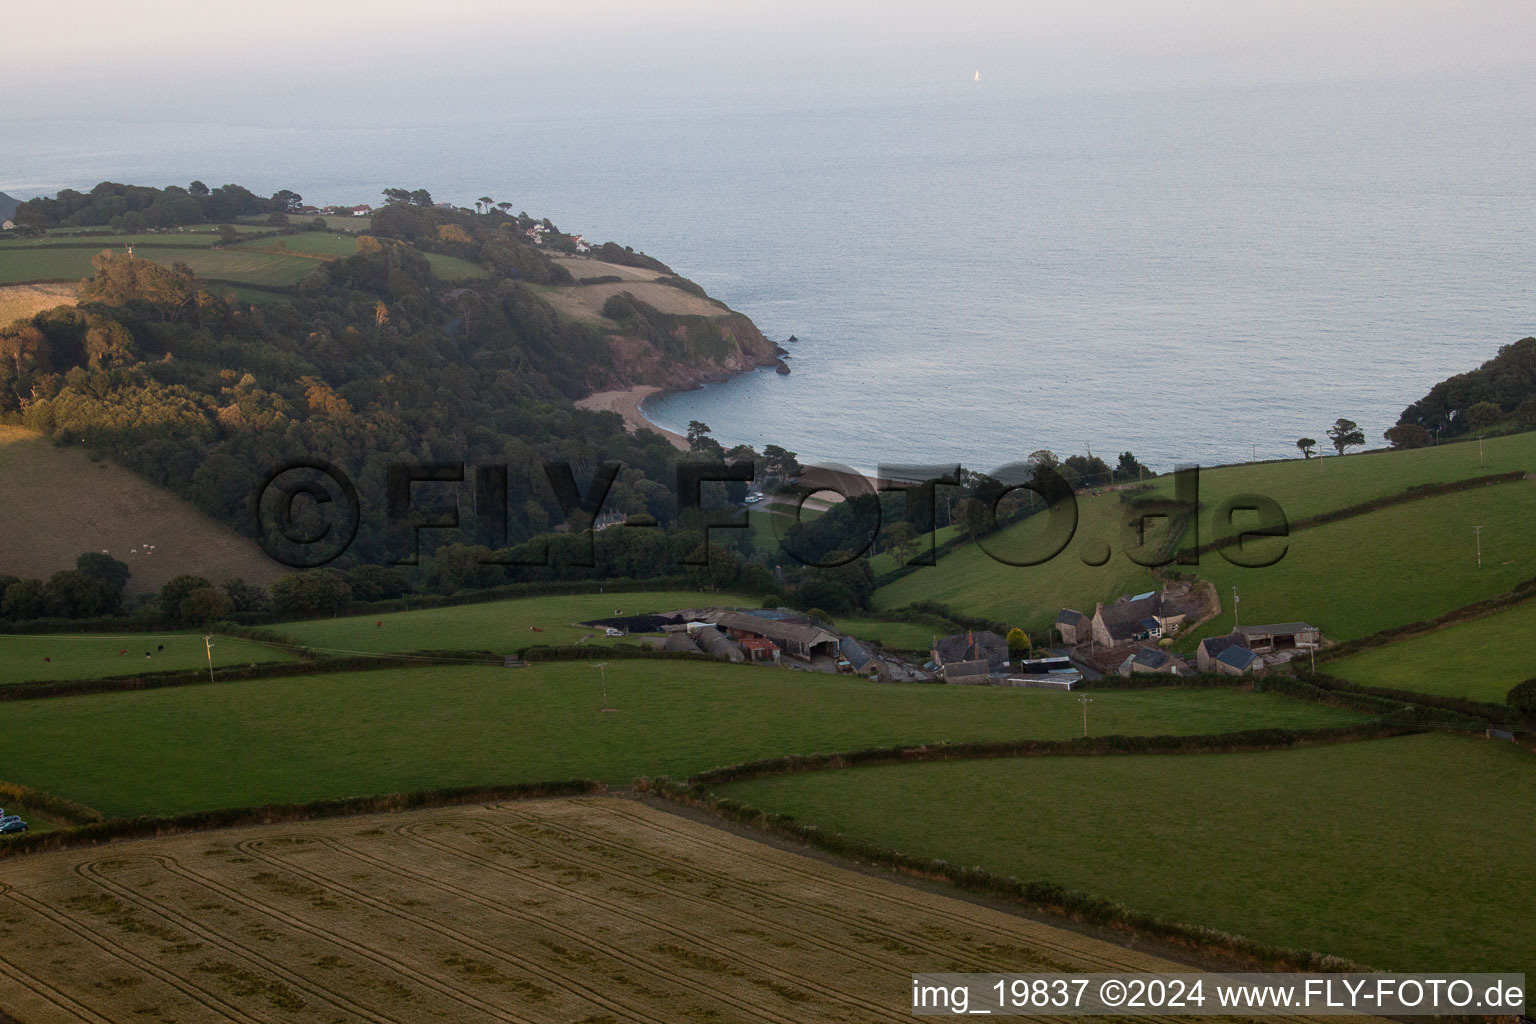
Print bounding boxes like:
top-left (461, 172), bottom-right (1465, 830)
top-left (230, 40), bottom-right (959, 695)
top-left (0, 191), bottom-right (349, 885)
top-left (8, 1), bottom-right (1536, 124)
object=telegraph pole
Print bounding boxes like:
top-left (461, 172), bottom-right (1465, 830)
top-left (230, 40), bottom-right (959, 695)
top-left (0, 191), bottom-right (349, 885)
top-left (1474, 526), bottom-right (1483, 568)
top-left (1078, 695), bottom-right (1093, 738)
top-left (1232, 586), bottom-right (1240, 630)
top-left (203, 635), bottom-right (215, 684)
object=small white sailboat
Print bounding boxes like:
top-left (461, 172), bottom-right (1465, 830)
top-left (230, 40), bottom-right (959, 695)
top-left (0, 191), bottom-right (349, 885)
top-left (973, 69), bottom-right (980, 82)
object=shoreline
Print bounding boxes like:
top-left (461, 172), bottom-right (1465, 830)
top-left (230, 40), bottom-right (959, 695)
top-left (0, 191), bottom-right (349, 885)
top-left (575, 386), bottom-right (690, 451)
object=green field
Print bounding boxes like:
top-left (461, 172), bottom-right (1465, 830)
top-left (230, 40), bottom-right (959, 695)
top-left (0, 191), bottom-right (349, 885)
top-left (0, 247), bottom-right (101, 284)
top-left (253, 232), bottom-right (368, 257)
top-left (1146, 431), bottom-right (1536, 523)
top-left (1327, 598), bottom-right (1536, 703)
top-left (273, 589), bottom-right (760, 653)
top-left (1174, 478), bottom-right (1536, 648)
top-left (422, 251), bottom-right (489, 280)
top-left (0, 633), bottom-right (295, 685)
top-left (0, 244), bottom-right (321, 288)
top-left (0, 664), bottom-right (1359, 817)
top-left (873, 492), bottom-right (1163, 633)
top-left (835, 617), bottom-right (942, 652)
top-left (717, 733), bottom-right (1536, 979)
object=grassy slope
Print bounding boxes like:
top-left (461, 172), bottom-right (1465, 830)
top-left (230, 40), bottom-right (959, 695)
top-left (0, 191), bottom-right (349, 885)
top-left (1174, 478), bottom-right (1536, 649)
top-left (0, 244), bottom-right (320, 287)
top-left (1327, 598), bottom-right (1536, 703)
top-left (0, 633), bottom-right (294, 686)
top-left (874, 439), bottom-right (1536, 640)
top-left (422, 251), bottom-right (489, 280)
top-left (873, 492), bottom-right (1164, 633)
top-left (272, 590), bottom-right (761, 653)
top-left (834, 618), bottom-right (941, 652)
top-left (718, 733), bottom-right (1536, 978)
top-left (0, 426), bottom-right (287, 594)
top-left (0, 664), bottom-right (1359, 817)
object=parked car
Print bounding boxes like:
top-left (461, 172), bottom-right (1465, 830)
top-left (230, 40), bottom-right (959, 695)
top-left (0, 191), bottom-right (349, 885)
top-left (744, 493), bottom-right (765, 504)
top-left (0, 820), bottom-right (26, 834)
top-left (604, 627), bottom-right (624, 637)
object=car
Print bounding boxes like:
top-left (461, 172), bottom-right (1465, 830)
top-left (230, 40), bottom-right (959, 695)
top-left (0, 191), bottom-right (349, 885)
top-left (604, 627), bottom-right (624, 637)
top-left (744, 493), bottom-right (764, 504)
top-left (0, 820), bottom-right (27, 834)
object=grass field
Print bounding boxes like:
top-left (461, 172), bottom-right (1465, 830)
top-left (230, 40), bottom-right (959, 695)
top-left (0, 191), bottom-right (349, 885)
top-left (0, 243), bottom-right (322, 288)
top-left (0, 663), bottom-right (1358, 817)
top-left (0, 799), bottom-right (1203, 1023)
top-left (1146, 431), bottom-right (1536, 524)
top-left (0, 247), bottom-right (100, 284)
top-left (273, 590), bottom-right (759, 653)
top-left (1173, 477), bottom-right (1536, 648)
top-left (1327, 598), bottom-right (1536, 703)
top-left (873, 492), bottom-right (1164, 633)
top-left (718, 733), bottom-right (1536, 980)
top-left (0, 282), bottom-right (77, 325)
top-left (0, 633), bottom-right (295, 685)
top-left (835, 617), bottom-right (941, 651)
top-left (422, 251), bottom-right (489, 280)
top-left (255, 232), bottom-right (369, 257)
top-left (0, 426), bottom-right (287, 594)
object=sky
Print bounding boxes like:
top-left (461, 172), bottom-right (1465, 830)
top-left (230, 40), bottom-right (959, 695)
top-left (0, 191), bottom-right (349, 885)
top-left (7, 1), bottom-right (1536, 126)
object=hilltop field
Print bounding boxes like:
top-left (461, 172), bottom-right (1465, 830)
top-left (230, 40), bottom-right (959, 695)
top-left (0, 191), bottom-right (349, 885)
top-left (0, 425), bottom-right (285, 594)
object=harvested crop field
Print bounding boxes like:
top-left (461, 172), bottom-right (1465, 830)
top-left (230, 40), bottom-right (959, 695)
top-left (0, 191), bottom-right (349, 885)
top-left (0, 797), bottom-right (1211, 1023)
top-left (0, 283), bottom-right (78, 325)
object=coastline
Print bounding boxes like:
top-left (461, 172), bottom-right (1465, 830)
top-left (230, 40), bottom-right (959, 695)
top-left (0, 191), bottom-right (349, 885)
top-left (575, 386), bottom-right (690, 451)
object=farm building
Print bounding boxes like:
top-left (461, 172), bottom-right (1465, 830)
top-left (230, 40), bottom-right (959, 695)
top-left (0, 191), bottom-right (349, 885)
top-left (1089, 589), bottom-right (1193, 647)
top-left (1236, 622), bottom-right (1321, 653)
top-left (932, 630), bottom-right (1009, 674)
top-left (941, 660), bottom-right (992, 684)
top-left (711, 611), bottom-right (840, 661)
top-left (1212, 645), bottom-right (1260, 676)
top-left (692, 626), bottom-right (744, 662)
top-left (1055, 608), bottom-right (1090, 644)
top-left (837, 637), bottom-right (889, 680)
top-left (739, 637), bottom-right (779, 663)
top-left (661, 634), bottom-right (700, 654)
top-left (1117, 648), bottom-right (1189, 678)
top-left (1196, 633), bottom-right (1251, 673)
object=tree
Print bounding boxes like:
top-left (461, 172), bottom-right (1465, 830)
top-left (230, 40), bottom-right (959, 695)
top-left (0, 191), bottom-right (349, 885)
top-left (188, 180), bottom-right (210, 196)
top-left (1508, 678), bottom-right (1536, 717)
top-left (1516, 395), bottom-right (1536, 428)
top-left (884, 520), bottom-right (917, 565)
top-left (409, 189), bottom-right (433, 207)
top-left (762, 444), bottom-right (801, 480)
top-left (43, 570), bottom-right (119, 617)
top-left (1296, 437), bottom-right (1317, 459)
top-left (76, 552), bottom-right (131, 594)
top-left (1006, 627), bottom-right (1032, 660)
top-left (382, 188), bottom-right (412, 205)
top-left (1326, 418), bottom-right (1365, 456)
top-left (269, 570), bottom-right (352, 618)
top-left (270, 189), bottom-right (302, 213)
top-left (1464, 401), bottom-right (1503, 430)
top-left (179, 585), bottom-right (233, 627)
top-left (478, 196), bottom-right (494, 214)
top-left (686, 420), bottom-right (722, 456)
top-left (223, 578), bottom-right (268, 613)
top-left (84, 319), bottom-right (136, 368)
top-left (1383, 424), bottom-right (1432, 449)
top-left (217, 224), bottom-right (239, 244)
top-left (1113, 451), bottom-right (1148, 481)
top-left (0, 579), bottom-right (45, 620)
top-left (159, 574), bottom-right (213, 624)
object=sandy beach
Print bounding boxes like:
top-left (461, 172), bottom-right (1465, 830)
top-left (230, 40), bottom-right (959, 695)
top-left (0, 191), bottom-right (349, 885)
top-left (576, 385), bottom-right (689, 450)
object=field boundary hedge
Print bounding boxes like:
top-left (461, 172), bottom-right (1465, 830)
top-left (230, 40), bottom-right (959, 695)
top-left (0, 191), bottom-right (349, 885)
top-left (0, 780), bottom-right (104, 826)
top-left (672, 722), bottom-right (1420, 791)
top-left (1315, 579), bottom-right (1536, 664)
top-left (0, 779), bottom-right (602, 859)
top-left (638, 770), bottom-right (1373, 973)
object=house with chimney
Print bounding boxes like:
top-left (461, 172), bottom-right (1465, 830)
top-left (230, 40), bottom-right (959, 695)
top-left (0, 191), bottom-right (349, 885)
top-left (931, 630), bottom-right (1009, 682)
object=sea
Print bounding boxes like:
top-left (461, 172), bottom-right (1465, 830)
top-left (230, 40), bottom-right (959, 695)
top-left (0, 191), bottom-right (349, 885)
top-left (5, 65), bottom-right (1534, 475)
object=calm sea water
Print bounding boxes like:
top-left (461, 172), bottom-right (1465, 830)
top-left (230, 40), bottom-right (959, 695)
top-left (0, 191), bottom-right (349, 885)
top-left (6, 67), bottom-right (1534, 473)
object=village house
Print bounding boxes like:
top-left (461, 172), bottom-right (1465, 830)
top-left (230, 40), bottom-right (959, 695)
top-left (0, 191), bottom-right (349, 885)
top-left (1117, 647), bottom-right (1189, 678)
top-left (1196, 633), bottom-right (1250, 673)
top-left (1055, 609), bottom-right (1090, 645)
top-left (1081, 589), bottom-right (1192, 648)
top-left (931, 630), bottom-right (1009, 677)
top-left (837, 636), bottom-right (889, 680)
top-left (1212, 645), bottom-right (1260, 676)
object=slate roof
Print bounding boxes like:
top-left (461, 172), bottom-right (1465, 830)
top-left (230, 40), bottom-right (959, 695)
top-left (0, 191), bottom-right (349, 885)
top-left (932, 631), bottom-right (1009, 670)
top-left (1096, 593), bottom-right (1162, 641)
top-left (1215, 645), bottom-right (1260, 671)
top-left (713, 611), bottom-right (839, 647)
top-left (1132, 648), bottom-right (1171, 669)
top-left (1056, 609), bottom-right (1089, 626)
top-left (1139, 617), bottom-right (1162, 632)
top-left (943, 659), bottom-right (991, 678)
top-left (1199, 633), bottom-right (1249, 658)
top-left (838, 636), bottom-right (877, 670)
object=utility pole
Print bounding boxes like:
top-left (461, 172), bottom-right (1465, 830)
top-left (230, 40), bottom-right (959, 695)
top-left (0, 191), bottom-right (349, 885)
top-left (1479, 435), bottom-right (1485, 467)
top-left (1077, 694), bottom-right (1093, 738)
top-left (1232, 586), bottom-right (1240, 630)
top-left (594, 662), bottom-right (615, 712)
top-left (1474, 526), bottom-right (1483, 568)
top-left (203, 635), bottom-right (215, 684)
